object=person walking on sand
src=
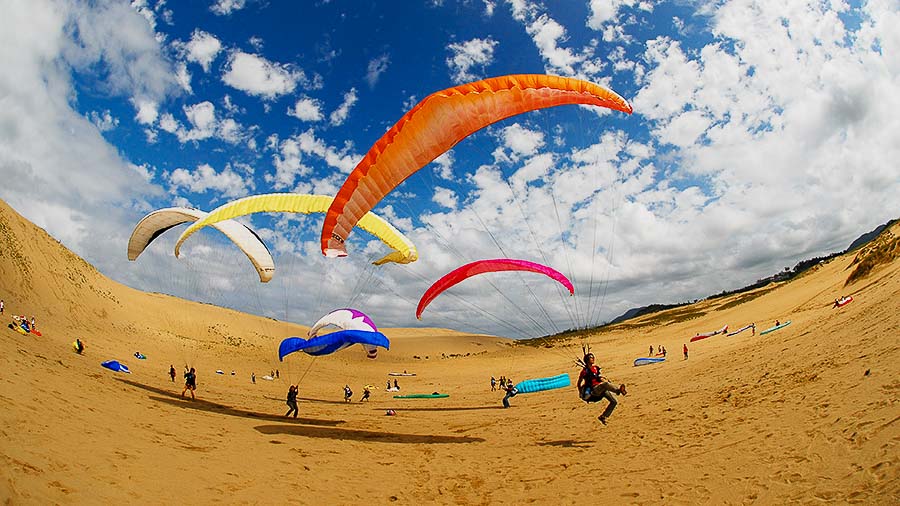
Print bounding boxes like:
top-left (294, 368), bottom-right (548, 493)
top-left (343, 384), bottom-right (353, 403)
top-left (577, 353), bottom-right (626, 425)
top-left (182, 367), bottom-right (197, 400)
top-left (360, 386), bottom-right (371, 402)
top-left (387, 380), bottom-right (392, 390)
top-left (502, 379), bottom-right (518, 408)
top-left (491, 376), bottom-right (497, 391)
top-left (285, 385), bottom-right (299, 418)
top-left (393, 379), bottom-right (399, 390)
top-left (683, 343), bottom-right (688, 360)
top-left (169, 365), bottom-right (176, 382)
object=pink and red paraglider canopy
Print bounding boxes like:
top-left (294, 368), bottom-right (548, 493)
top-left (416, 259), bottom-right (574, 319)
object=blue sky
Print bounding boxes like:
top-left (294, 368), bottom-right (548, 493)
top-left (1, 0), bottom-right (897, 338)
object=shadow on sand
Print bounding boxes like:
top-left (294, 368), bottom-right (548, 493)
top-left (383, 405), bottom-right (505, 412)
top-left (254, 424), bottom-right (485, 444)
top-left (261, 395), bottom-right (350, 405)
top-left (116, 378), bottom-right (344, 427)
top-left (536, 439), bottom-right (594, 448)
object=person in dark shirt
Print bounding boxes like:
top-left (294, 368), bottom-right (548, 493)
top-left (285, 385), bottom-right (299, 418)
top-left (343, 385), bottom-right (353, 402)
top-left (182, 367), bottom-right (197, 400)
top-left (501, 380), bottom-right (518, 408)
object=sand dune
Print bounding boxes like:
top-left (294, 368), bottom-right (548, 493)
top-left (1, 199), bottom-right (897, 504)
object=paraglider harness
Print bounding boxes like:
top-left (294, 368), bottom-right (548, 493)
top-left (575, 345), bottom-right (605, 402)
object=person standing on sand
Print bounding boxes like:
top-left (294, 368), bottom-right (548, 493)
top-left (252, 372), bottom-right (256, 384)
top-left (649, 345), bottom-right (653, 356)
top-left (169, 365), bottom-right (176, 382)
top-left (285, 385), bottom-right (299, 418)
top-left (751, 324), bottom-right (756, 336)
top-left (577, 353), bottom-right (626, 425)
top-left (343, 385), bottom-right (353, 402)
top-left (501, 379), bottom-right (518, 408)
top-left (491, 376), bottom-right (497, 391)
top-left (683, 344), bottom-right (688, 360)
top-left (0, 299), bottom-right (4, 314)
top-left (393, 379), bottom-right (399, 390)
top-left (182, 367), bottom-right (196, 400)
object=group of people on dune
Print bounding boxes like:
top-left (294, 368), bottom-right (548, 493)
top-left (4, 299), bottom-right (40, 335)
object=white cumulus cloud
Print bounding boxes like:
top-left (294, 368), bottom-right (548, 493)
top-left (446, 37), bottom-right (498, 82)
top-left (222, 51), bottom-right (300, 99)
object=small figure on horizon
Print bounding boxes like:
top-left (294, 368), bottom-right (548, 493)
top-left (182, 367), bottom-right (197, 400)
top-left (683, 343), bottom-right (688, 360)
top-left (169, 365), bottom-right (176, 382)
top-left (285, 385), bottom-right (299, 418)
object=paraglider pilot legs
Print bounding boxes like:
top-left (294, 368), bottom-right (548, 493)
top-left (598, 390), bottom-right (617, 419)
top-left (502, 391), bottom-right (516, 408)
top-left (587, 382), bottom-right (620, 419)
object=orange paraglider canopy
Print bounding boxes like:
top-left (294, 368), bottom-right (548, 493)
top-left (321, 74), bottom-right (633, 258)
